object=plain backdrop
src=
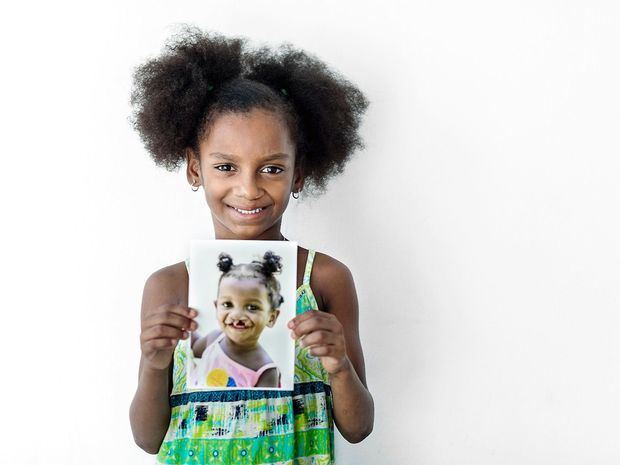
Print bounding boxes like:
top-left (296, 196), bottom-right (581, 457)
top-left (1, 1), bottom-right (619, 464)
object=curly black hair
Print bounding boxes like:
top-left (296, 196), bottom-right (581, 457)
top-left (217, 251), bottom-right (284, 310)
top-left (129, 25), bottom-right (369, 195)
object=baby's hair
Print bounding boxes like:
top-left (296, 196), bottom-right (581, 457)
top-left (129, 25), bottom-right (369, 195)
top-left (217, 251), bottom-right (284, 310)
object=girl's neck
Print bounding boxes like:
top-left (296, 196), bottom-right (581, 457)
top-left (221, 334), bottom-right (260, 354)
top-left (212, 214), bottom-right (289, 241)
top-left (215, 229), bottom-right (288, 241)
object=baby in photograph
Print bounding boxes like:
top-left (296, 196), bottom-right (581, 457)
top-left (189, 251), bottom-right (284, 388)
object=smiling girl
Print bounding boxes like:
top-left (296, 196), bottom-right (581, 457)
top-left (189, 251), bottom-right (284, 388)
top-left (129, 26), bottom-right (374, 464)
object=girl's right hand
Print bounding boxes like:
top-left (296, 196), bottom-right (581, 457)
top-left (140, 304), bottom-right (198, 371)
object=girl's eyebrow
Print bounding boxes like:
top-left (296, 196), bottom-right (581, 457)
top-left (208, 152), bottom-right (291, 162)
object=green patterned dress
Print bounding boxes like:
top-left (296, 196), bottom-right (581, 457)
top-left (156, 249), bottom-right (335, 464)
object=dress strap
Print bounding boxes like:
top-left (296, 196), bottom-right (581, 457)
top-left (302, 250), bottom-right (316, 285)
top-left (184, 258), bottom-right (190, 272)
top-left (255, 363), bottom-right (279, 378)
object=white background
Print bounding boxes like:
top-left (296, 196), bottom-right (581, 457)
top-left (1, 1), bottom-right (619, 464)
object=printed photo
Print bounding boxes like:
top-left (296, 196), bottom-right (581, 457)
top-left (186, 240), bottom-right (297, 390)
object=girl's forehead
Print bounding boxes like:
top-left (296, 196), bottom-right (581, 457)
top-left (218, 275), bottom-right (268, 296)
top-left (200, 108), bottom-right (294, 161)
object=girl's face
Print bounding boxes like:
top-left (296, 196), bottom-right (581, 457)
top-left (214, 276), bottom-right (280, 347)
top-left (187, 108), bottom-right (304, 240)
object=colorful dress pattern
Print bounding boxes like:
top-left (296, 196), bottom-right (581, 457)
top-left (156, 249), bottom-right (335, 465)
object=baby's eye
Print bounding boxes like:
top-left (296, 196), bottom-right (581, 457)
top-left (261, 166), bottom-right (284, 175)
top-left (221, 301), bottom-right (233, 308)
top-left (215, 164), bottom-right (235, 172)
top-left (246, 304), bottom-right (260, 311)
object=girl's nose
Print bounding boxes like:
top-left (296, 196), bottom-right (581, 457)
top-left (229, 307), bottom-right (247, 320)
top-left (236, 173), bottom-right (264, 200)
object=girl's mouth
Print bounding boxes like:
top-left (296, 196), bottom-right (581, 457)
top-left (227, 204), bottom-right (269, 218)
top-left (228, 321), bottom-right (249, 330)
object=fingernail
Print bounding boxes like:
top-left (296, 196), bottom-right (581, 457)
top-left (287, 320), bottom-right (294, 329)
top-left (189, 309), bottom-right (198, 317)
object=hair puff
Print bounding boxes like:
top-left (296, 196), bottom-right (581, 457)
top-left (260, 251), bottom-right (283, 276)
top-left (217, 252), bottom-right (234, 273)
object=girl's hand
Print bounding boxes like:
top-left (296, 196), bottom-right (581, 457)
top-left (288, 310), bottom-right (350, 375)
top-left (140, 304), bottom-right (198, 371)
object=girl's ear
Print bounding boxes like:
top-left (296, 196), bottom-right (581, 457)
top-left (291, 166), bottom-right (305, 195)
top-left (186, 148), bottom-right (202, 186)
top-left (266, 309), bottom-right (281, 328)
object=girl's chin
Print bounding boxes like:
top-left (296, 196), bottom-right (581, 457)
top-left (213, 215), bottom-right (282, 240)
top-left (224, 329), bottom-right (259, 344)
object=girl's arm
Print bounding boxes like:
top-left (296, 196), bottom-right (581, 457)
top-left (129, 268), bottom-right (196, 454)
top-left (289, 256), bottom-right (374, 443)
top-left (130, 357), bottom-right (172, 454)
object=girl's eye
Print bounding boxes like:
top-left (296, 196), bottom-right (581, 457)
top-left (215, 164), bottom-right (235, 172)
top-left (261, 166), bottom-right (284, 175)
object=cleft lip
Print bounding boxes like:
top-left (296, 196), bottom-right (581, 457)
top-left (228, 320), bottom-right (249, 329)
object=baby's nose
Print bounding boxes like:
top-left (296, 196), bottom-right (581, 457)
top-left (229, 309), bottom-right (248, 320)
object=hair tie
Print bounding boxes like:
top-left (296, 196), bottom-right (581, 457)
top-left (207, 83), bottom-right (214, 91)
top-left (280, 88), bottom-right (288, 97)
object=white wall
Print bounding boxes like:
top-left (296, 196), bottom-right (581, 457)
top-left (2, 1), bottom-right (619, 463)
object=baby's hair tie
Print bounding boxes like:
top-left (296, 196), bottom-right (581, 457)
top-left (217, 253), bottom-right (234, 272)
top-left (280, 88), bottom-right (288, 97)
top-left (261, 251), bottom-right (283, 276)
top-left (207, 83), bottom-right (214, 91)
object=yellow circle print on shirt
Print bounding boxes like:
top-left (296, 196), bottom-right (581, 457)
top-left (206, 368), bottom-right (229, 387)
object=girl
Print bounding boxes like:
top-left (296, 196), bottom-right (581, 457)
top-left (129, 26), bottom-right (374, 464)
top-left (189, 252), bottom-right (284, 389)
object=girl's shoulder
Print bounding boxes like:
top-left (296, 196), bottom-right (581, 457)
top-left (191, 329), bottom-right (223, 357)
top-left (311, 250), bottom-right (352, 275)
top-left (302, 248), bottom-right (356, 313)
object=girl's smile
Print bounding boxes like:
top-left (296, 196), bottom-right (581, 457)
top-left (226, 203), bottom-right (271, 218)
top-left (229, 319), bottom-right (249, 329)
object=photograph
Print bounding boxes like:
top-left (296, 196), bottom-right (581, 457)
top-left (185, 240), bottom-right (297, 390)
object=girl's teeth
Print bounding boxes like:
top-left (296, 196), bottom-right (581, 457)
top-left (234, 207), bottom-right (263, 215)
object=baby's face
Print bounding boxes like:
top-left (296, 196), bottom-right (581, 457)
top-left (215, 276), bottom-right (280, 346)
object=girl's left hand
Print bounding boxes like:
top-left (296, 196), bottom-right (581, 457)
top-left (288, 310), bottom-right (350, 375)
